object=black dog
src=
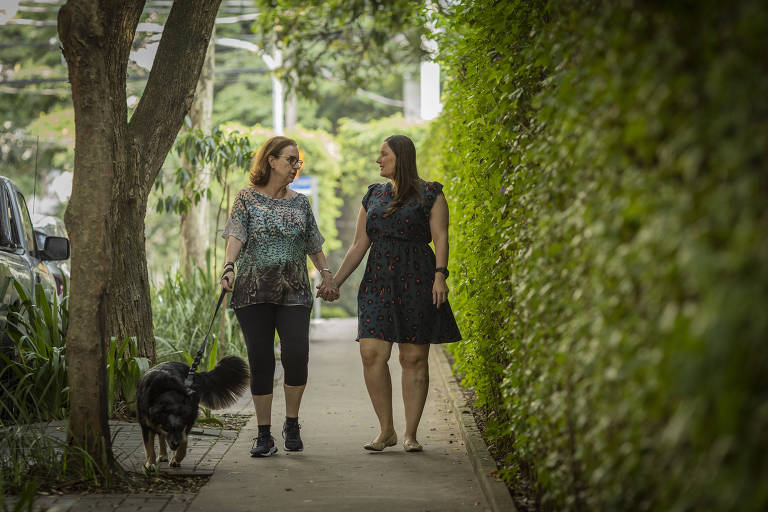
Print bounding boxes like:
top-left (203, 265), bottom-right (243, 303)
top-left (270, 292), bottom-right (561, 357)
top-left (136, 355), bottom-right (249, 472)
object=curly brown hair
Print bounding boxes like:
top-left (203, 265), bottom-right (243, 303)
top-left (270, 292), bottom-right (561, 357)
top-left (249, 136), bottom-right (298, 187)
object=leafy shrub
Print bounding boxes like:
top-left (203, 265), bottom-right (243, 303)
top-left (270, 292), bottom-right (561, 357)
top-left (152, 264), bottom-right (246, 362)
top-left (106, 336), bottom-right (149, 415)
top-left (0, 281), bottom-right (123, 493)
top-left (0, 280), bottom-right (148, 419)
top-left (0, 282), bottom-right (68, 420)
top-left (434, 0), bottom-right (768, 510)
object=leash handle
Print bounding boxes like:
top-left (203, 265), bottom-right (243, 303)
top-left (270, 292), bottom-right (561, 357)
top-left (186, 288), bottom-right (227, 385)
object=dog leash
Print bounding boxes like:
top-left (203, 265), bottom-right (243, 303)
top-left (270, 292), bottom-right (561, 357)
top-left (185, 288), bottom-right (227, 387)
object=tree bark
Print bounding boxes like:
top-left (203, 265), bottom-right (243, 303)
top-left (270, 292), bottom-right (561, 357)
top-left (108, 0), bottom-right (222, 362)
top-left (180, 28), bottom-right (215, 274)
top-left (58, 0), bottom-right (222, 471)
top-left (58, 0), bottom-right (144, 470)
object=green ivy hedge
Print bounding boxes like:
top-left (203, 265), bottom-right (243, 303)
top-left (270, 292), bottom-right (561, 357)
top-left (433, 1), bottom-right (768, 510)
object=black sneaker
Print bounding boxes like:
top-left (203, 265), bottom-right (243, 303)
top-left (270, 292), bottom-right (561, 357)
top-left (282, 422), bottom-right (303, 452)
top-left (250, 432), bottom-right (277, 457)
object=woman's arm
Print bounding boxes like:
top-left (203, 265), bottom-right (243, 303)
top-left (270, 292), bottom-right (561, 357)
top-left (221, 236), bottom-right (243, 292)
top-left (429, 193), bottom-right (450, 308)
top-left (333, 205), bottom-right (372, 288)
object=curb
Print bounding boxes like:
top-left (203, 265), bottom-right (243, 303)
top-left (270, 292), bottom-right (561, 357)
top-left (431, 346), bottom-right (517, 512)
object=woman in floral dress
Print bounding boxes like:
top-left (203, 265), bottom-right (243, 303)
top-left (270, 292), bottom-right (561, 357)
top-left (327, 134), bottom-right (461, 452)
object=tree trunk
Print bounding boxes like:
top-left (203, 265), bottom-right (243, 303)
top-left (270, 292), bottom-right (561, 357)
top-left (58, 0), bottom-right (144, 471)
top-left (180, 28), bottom-right (215, 274)
top-left (58, 0), bottom-right (222, 471)
top-left (105, 185), bottom-right (156, 363)
top-left (106, 0), bottom-right (222, 362)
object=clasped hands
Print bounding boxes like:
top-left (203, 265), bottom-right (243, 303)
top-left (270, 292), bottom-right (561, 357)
top-left (316, 273), bottom-right (340, 302)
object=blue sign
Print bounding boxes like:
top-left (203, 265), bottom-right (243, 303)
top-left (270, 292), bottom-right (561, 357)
top-left (290, 175), bottom-right (315, 195)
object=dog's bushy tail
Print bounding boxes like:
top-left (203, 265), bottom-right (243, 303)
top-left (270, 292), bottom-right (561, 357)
top-left (193, 355), bottom-right (250, 409)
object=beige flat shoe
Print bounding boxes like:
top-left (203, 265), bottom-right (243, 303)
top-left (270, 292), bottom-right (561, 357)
top-left (364, 432), bottom-right (398, 451)
top-left (403, 439), bottom-right (423, 452)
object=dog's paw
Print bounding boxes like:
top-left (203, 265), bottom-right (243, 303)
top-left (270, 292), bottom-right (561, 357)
top-left (144, 463), bottom-right (158, 474)
top-left (158, 455), bottom-right (168, 463)
top-left (169, 459), bottom-right (181, 468)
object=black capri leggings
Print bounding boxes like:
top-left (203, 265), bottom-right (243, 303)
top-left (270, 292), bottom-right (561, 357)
top-left (234, 303), bottom-right (311, 395)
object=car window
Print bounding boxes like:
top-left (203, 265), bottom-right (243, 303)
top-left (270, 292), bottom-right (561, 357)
top-left (3, 187), bottom-right (20, 247)
top-left (15, 191), bottom-right (36, 253)
top-left (0, 185), bottom-right (10, 247)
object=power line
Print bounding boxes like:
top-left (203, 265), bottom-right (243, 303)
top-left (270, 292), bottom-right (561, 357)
top-left (0, 67), bottom-right (269, 87)
top-left (4, 12), bottom-right (260, 28)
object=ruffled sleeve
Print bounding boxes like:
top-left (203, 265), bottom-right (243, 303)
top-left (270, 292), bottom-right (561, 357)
top-left (222, 188), bottom-right (249, 242)
top-left (361, 184), bottom-right (378, 210)
top-left (303, 196), bottom-right (325, 254)
top-left (423, 181), bottom-right (444, 214)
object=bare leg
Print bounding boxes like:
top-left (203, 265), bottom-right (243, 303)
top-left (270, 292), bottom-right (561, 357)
top-left (284, 384), bottom-right (305, 418)
top-left (359, 338), bottom-right (396, 443)
top-left (399, 343), bottom-right (430, 447)
top-left (252, 394), bottom-right (273, 426)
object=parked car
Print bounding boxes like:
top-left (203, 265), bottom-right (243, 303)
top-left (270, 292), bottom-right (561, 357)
top-left (32, 214), bottom-right (70, 297)
top-left (1, 175), bottom-right (70, 346)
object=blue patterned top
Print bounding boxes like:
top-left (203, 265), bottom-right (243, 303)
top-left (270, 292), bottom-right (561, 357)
top-left (222, 187), bottom-right (324, 309)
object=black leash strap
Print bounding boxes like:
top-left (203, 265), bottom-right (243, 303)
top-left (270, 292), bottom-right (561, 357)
top-left (185, 289), bottom-right (227, 387)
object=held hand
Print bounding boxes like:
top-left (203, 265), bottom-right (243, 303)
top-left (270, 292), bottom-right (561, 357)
top-left (432, 273), bottom-right (449, 309)
top-left (315, 283), bottom-right (337, 301)
top-left (316, 274), bottom-right (340, 301)
top-left (324, 273), bottom-right (340, 301)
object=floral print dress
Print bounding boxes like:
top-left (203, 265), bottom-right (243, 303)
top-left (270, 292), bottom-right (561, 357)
top-left (222, 187), bottom-right (324, 309)
top-left (357, 180), bottom-right (462, 344)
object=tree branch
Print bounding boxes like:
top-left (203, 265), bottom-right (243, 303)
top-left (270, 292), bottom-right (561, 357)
top-left (128, 0), bottom-right (223, 191)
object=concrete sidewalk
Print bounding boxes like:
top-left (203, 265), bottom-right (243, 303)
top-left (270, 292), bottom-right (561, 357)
top-left (188, 318), bottom-right (489, 512)
top-left (2, 318), bottom-right (508, 511)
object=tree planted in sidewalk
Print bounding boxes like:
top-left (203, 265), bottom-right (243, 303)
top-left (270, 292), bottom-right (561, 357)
top-left (57, 0), bottom-right (222, 472)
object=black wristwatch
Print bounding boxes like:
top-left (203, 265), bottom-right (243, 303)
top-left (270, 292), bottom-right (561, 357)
top-left (435, 267), bottom-right (449, 278)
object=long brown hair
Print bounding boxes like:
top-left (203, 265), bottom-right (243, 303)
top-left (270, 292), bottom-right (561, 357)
top-left (249, 136), bottom-right (298, 187)
top-left (382, 134), bottom-right (421, 218)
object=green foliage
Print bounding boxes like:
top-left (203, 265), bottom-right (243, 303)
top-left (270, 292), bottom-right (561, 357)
top-left (212, 68), bottom-right (401, 133)
top-left (156, 125), bottom-right (254, 216)
top-left (0, 423), bottom-right (84, 496)
top-left (0, 282), bottom-right (68, 421)
top-left (0, 280), bottom-right (150, 420)
top-left (0, 10), bottom-right (73, 191)
top-left (0, 15), bottom-right (69, 130)
top-left (0, 282), bottom-right (129, 495)
top-left (152, 265), bottom-right (246, 363)
top-left (0, 480), bottom-right (39, 511)
top-left (195, 406), bottom-right (224, 429)
top-left (252, 0), bottom-right (427, 95)
top-left (106, 337), bottom-right (149, 415)
top-left (434, 0), bottom-right (768, 510)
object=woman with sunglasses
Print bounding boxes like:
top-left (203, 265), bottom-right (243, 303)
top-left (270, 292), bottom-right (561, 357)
top-left (220, 136), bottom-right (339, 457)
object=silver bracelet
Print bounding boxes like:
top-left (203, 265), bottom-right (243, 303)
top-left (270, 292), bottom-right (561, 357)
top-left (320, 268), bottom-right (332, 274)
